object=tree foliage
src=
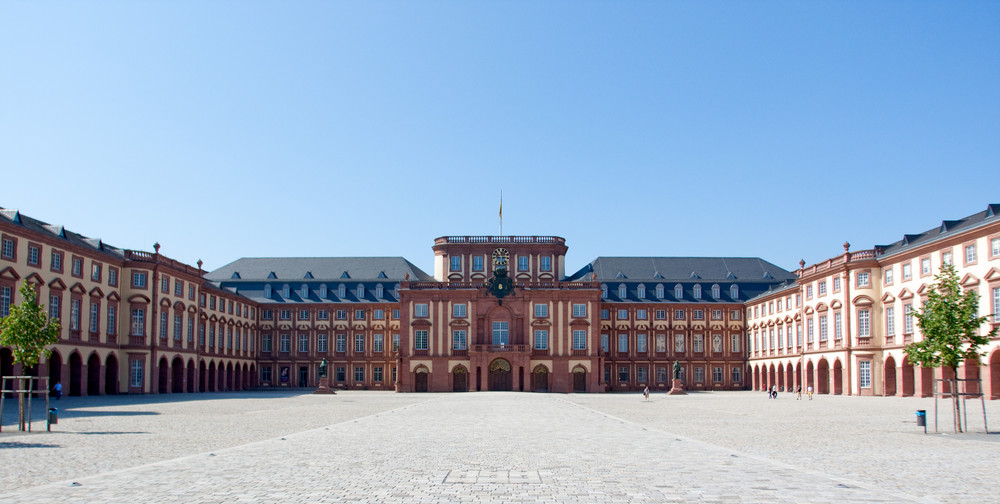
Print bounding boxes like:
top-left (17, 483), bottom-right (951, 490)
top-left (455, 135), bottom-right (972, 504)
top-left (0, 281), bottom-right (61, 369)
top-left (904, 264), bottom-right (996, 371)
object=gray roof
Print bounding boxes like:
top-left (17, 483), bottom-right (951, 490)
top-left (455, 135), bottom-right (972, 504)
top-left (566, 257), bottom-right (796, 283)
top-left (745, 279), bottom-right (800, 302)
top-left (206, 257), bottom-right (433, 282)
top-left (877, 204), bottom-right (1000, 258)
top-left (0, 207), bottom-right (125, 260)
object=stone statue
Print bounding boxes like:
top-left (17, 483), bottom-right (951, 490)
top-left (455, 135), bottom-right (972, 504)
top-left (673, 360), bottom-right (681, 380)
top-left (319, 359), bottom-right (328, 378)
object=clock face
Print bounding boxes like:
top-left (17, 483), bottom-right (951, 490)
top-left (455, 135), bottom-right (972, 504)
top-left (492, 248), bottom-right (510, 266)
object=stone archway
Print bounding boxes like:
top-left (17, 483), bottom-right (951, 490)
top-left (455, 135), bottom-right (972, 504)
top-left (832, 360), bottom-right (843, 395)
top-left (68, 352), bottom-right (83, 396)
top-left (47, 351), bottom-right (63, 397)
top-left (817, 359), bottom-right (829, 394)
top-left (531, 364), bottom-right (549, 392)
top-left (806, 360), bottom-right (815, 391)
top-left (794, 362), bottom-right (802, 390)
top-left (572, 365), bottom-right (587, 392)
top-left (962, 358), bottom-right (981, 396)
top-left (489, 359), bottom-right (512, 391)
top-left (158, 357), bottom-right (169, 394)
top-left (777, 363), bottom-right (785, 391)
top-left (171, 357), bottom-right (184, 393)
top-left (901, 357), bottom-right (915, 397)
top-left (768, 364), bottom-right (775, 390)
top-left (884, 356), bottom-right (897, 397)
top-left (414, 366), bottom-right (429, 392)
top-left (753, 365), bottom-right (760, 391)
top-left (104, 354), bottom-right (119, 395)
top-left (187, 359), bottom-right (196, 393)
top-left (207, 361), bottom-right (217, 392)
top-left (87, 353), bottom-right (101, 396)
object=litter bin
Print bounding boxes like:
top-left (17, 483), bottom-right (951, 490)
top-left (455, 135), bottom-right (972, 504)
top-left (915, 410), bottom-right (926, 433)
top-left (47, 408), bottom-right (58, 431)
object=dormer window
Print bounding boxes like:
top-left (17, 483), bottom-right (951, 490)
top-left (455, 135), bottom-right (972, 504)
top-left (618, 284), bottom-right (627, 299)
top-left (264, 285), bottom-right (272, 299)
top-left (711, 284), bottom-right (720, 299)
top-left (357, 284), bottom-right (365, 298)
top-left (674, 284), bottom-right (683, 299)
top-left (375, 284), bottom-right (384, 298)
top-left (338, 284), bottom-right (346, 298)
top-left (693, 284), bottom-right (702, 299)
top-left (656, 284), bottom-right (664, 299)
top-left (282, 284), bottom-right (290, 298)
top-left (730, 284), bottom-right (739, 299)
top-left (637, 284), bottom-right (646, 299)
top-left (319, 284), bottom-right (327, 298)
top-left (301, 284), bottom-right (309, 298)
top-left (601, 284), bottom-right (608, 299)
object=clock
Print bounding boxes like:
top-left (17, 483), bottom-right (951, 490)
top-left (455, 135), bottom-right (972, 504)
top-left (492, 248), bottom-right (510, 267)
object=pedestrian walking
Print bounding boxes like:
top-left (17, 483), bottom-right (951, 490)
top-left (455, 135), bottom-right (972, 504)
top-left (643, 386), bottom-right (650, 401)
top-left (771, 385), bottom-right (777, 399)
top-left (54, 381), bottom-right (62, 400)
top-left (807, 385), bottom-right (813, 400)
top-left (796, 385), bottom-right (802, 400)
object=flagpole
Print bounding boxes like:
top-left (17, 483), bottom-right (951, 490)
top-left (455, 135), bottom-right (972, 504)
top-left (499, 190), bottom-right (503, 236)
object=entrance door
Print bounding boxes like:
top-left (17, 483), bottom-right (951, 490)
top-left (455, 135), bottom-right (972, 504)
top-left (298, 367), bottom-right (308, 387)
top-left (573, 371), bottom-right (587, 392)
top-left (489, 359), bottom-right (511, 391)
top-left (453, 371), bottom-right (467, 392)
top-left (415, 371), bottom-right (428, 392)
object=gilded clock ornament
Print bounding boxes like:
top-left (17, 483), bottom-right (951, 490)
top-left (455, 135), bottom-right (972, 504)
top-left (486, 248), bottom-right (514, 304)
top-left (492, 248), bottom-right (510, 267)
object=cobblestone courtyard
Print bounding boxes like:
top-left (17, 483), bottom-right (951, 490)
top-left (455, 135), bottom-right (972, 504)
top-left (0, 391), bottom-right (996, 503)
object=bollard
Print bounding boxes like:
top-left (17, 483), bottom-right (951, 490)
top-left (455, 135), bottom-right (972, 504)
top-left (47, 408), bottom-right (58, 431)
top-left (915, 410), bottom-right (926, 434)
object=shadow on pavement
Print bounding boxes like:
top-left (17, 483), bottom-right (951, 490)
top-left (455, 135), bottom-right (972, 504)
top-left (61, 410), bottom-right (159, 418)
top-left (0, 441), bottom-right (61, 449)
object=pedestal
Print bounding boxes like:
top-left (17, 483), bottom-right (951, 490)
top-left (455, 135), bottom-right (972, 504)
top-left (314, 376), bottom-right (336, 394)
top-left (668, 378), bottom-right (687, 395)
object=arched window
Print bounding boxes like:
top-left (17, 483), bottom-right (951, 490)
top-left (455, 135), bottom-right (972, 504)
top-left (711, 284), bottom-right (720, 299)
top-left (637, 284), bottom-right (646, 299)
top-left (281, 284), bottom-right (290, 298)
top-left (338, 283), bottom-right (346, 298)
top-left (375, 284), bottom-right (384, 298)
top-left (393, 283), bottom-right (401, 299)
top-left (693, 284), bottom-right (702, 299)
top-left (730, 284), bottom-right (739, 299)
top-left (674, 284), bottom-right (683, 299)
top-left (618, 284), bottom-right (627, 299)
top-left (656, 284), bottom-right (664, 299)
top-left (264, 284), bottom-right (272, 299)
top-left (601, 284), bottom-right (608, 299)
top-left (301, 284), bottom-right (309, 298)
top-left (357, 284), bottom-right (365, 298)
top-left (319, 284), bottom-right (327, 298)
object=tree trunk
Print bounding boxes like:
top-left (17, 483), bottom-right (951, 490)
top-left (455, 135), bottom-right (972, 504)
top-left (952, 367), bottom-right (963, 434)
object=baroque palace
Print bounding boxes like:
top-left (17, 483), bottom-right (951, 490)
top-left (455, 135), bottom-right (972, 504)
top-left (1, 204), bottom-right (999, 398)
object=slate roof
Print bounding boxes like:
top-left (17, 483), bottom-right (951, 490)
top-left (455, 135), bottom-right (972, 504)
top-left (745, 279), bottom-right (800, 302)
top-left (876, 204), bottom-right (1000, 258)
top-left (206, 257), bottom-right (433, 282)
top-left (566, 257), bottom-right (796, 283)
top-left (0, 207), bottom-right (125, 260)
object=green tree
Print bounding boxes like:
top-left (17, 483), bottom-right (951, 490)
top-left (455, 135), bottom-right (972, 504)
top-left (904, 263), bottom-right (997, 433)
top-left (0, 281), bottom-right (61, 429)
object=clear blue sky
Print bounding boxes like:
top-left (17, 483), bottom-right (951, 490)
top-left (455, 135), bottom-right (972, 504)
top-left (2, 1), bottom-right (997, 276)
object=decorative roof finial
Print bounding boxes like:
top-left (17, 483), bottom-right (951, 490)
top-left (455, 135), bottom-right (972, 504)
top-left (798, 259), bottom-right (805, 269)
top-left (843, 241), bottom-right (850, 252)
top-left (154, 242), bottom-right (161, 254)
top-left (197, 259), bottom-right (203, 270)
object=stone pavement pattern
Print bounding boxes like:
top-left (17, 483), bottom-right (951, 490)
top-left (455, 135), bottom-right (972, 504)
top-left (0, 391), bottom-right (996, 503)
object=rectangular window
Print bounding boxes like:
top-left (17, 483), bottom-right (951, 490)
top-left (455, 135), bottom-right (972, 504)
top-left (187, 317), bottom-right (194, 342)
top-left (159, 312), bottom-right (167, 339)
top-left (618, 366), bottom-right (629, 382)
top-left (884, 268), bottom-right (894, 285)
top-left (131, 308), bottom-right (145, 336)
top-left (50, 250), bottom-right (63, 272)
top-left (693, 310), bottom-right (704, 320)
top-left (354, 309), bottom-right (365, 320)
top-left (188, 284), bottom-right (195, 300)
top-left (711, 310), bottom-right (722, 320)
top-left (942, 251), bottom-right (952, 265)
top-left (832, 277), bottom-right (841, 292)
top-left (818, 281), bottom-right (827, 295)
top-left (902, 263), bottom-right (912, 280)
top-left (49, 295), bottom-right (61, 320)
top-left (617, 334), bottom-right (628, 352)
top-left (161, 276), bottom-right (169, 293)
top-left (637, 367), bottom-right (648, 383)
top-left (453, 303), bottom-right (467, 318)
top-left (354, 334), bottom-right (365, 353)
top-left (834, 313), bottom-right (842, 340)
top-left (693, 366), bottom-right (705, 383)
top-left (600, 333), bottom-right (609, 352)
top-left (886, 306), bottom-right (896, 335)
top-left (107, 305), bottom-right (116, 335)
top-left (209, 326), bottom-right (216, 348)
top-left (354, 367), bottom-right (364, 382)
top-left (174, 280), bottom-right (183, 297)
top-left (373, 366), bottom-right (383, 382)
top-left (713, 367), bottom-right (723, 383)
top-left (71, 257), bottom-right (82, 277)
top-left (807, 318), bottom-right (814, 343)
top-left (600, 309), bottom-right (610, 320)
top-left (819, 315), bottom-right (828, 341)
top-left (637, 309), bottom-right (648, 320)
top-left (279, 334), bottom-right (290, 353)
top-left (130, 360), bottom-right (143, 388)
top-left (806, 285), bottom-right (813, 299)
top-left (572, 304), bottom-right (587, 317)
top-left (108, 267), bottom-right (118, 287)
top-left (89, 302), bottom-right (99, 332)
top-left (492, 321), bottom-right (509, 345)
top-left (859, 361), bottom-right (872, 388)
top-left (693, 334), bottom-right (704, 352)
top-left (533, 330), bottom-right (548, 350)
top-left (336, 310), bottom-right (347, 320)
top-left (655, 310), bottom-right (666, 320)
top-left (373, 333), bottom-right (384, 352)
top-left (657, 367), bottom-right (667, 383)
top-left (731, 334), bottom-right (740, 352)
top-left (132, 271), bottom-right (147, 288)
top-left (731, 367), bottom-right (742, 383)
top-left (534, 303), bottom-right (548, 317)
top-left (261, 366), bottom-right (272, 383)
top-left (299, 334), bottom-right (309, 353)
top-left (392, 309), bottom-right (400, 320)
top-left (174, 314), bottom-right (182, 340)
top-left (336, 367), bottom-right (346, 382)
top-left (858, 309), bottom-right (871, 338)
top-left (262, 334), bottom-right (272, 353)
top-left (392, 333), bottom-right (400, 351)
top-left (372, 309), bottom-right (384, 320)
top-left (540, 256), bottom-right (551, 271)
top-left (636, 334), bottom-right (647, 353)
top-left (280, 310), bottom-right (291, 320)
top-left (414, 303), bottom-right (429, 317)
top-left (518, 256), bottom-right (528, 271)
top-left (674, 309), bottom-right (685, 320)
top-left (617, 309), bottom-right (628, 320)
top-left (473, 255), bottom-right (484, 271)
top-left (453, 330), bottom-right (467, 350)
top-left (27, 244), bottom-right (40, 265)
top-left (993, 287), bottom-right (1000, 323)
top-left (992, 237), bottom-right (1000, 258)
top-left (450, 255), bottom-right (461, 271)
top-left (415, 330), bottom-right (429, 350)
top-left (921, 258), bottom-right (931, 276)
top-left (857, 272), bottom-right (870, 287)
top-left (965, 244), bottom-right (976, 264)
top-left (262, 310), bottom-right (273, 320)
top-left (336, 334), bottom-right (347, 352)
top-left (299, 309), bottom-right (310, 320)
top-left (573, 330), bottom-right (586, 350)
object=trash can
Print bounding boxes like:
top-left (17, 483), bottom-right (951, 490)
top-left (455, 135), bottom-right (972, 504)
top-left (47, 408), bottom-right (58, 425)
top-left (915, 410), bottom-right (926, 427)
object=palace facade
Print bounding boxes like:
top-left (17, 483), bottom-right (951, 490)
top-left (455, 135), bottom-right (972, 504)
top-left (2, 203), bottom-right (999, 397)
